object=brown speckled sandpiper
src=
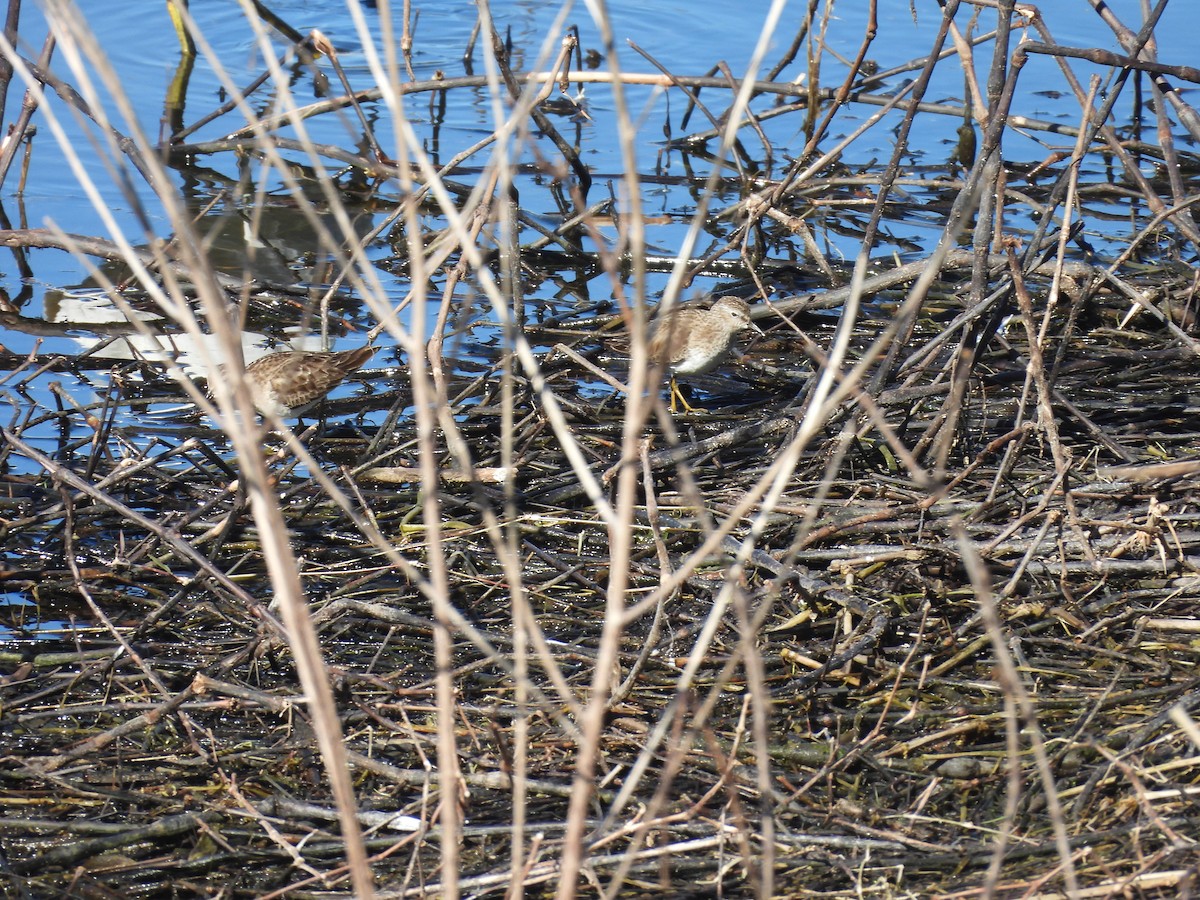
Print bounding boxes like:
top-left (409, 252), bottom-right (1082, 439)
top-left (647, 297), bottom-right (762, 412)
top-left (242, 345), bottom-right (377, 419)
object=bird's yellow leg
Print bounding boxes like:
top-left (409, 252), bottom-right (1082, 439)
top-left (670, 376), bottom-right (705, 414)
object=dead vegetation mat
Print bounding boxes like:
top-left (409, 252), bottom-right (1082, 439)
top-left (5, 262), bottom-right (1200, 898)
top-left (5, 2), bottom-right (1200, 897)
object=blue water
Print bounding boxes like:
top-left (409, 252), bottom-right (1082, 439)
top-left (0, 0), bottom-right (1193, 466)
top-left (11, 0), bottom-right (1191, 261)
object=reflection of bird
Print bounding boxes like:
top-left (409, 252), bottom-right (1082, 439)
top-left (647, 297), bottom-right (763, 412)
top-left (241, 346), bottom-right (377, 419)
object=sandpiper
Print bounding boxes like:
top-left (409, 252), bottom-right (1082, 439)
top-left (647, 296), bottom-right (763, 412)
top-left (241, 345), bottom-right (378, 419)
